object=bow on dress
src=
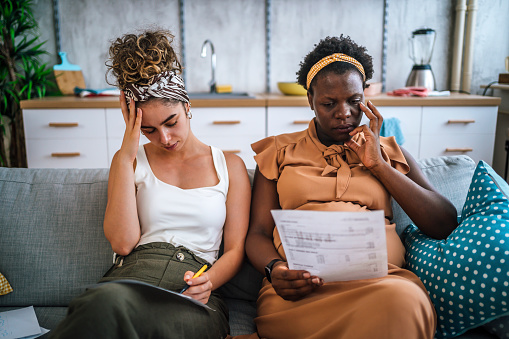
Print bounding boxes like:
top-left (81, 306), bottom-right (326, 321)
top-left (321, 144), bottom-right (360, 200)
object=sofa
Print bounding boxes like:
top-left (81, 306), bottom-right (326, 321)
top-left (0, 155), bottom-right (504, 338)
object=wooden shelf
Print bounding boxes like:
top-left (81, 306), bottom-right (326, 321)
top-left (480, 83), bottom-right (509, 91)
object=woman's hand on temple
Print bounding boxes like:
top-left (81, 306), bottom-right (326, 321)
top-left (182, 271), bottom-right (213, 304)
top-left (118, 91), bottom-right (142, 164)
top-left (345, 101), bottom-right (384, 170)
top-left (270, 261), bottom-right (323, 301)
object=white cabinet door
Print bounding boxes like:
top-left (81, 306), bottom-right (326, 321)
top-left (23, 109), bottom-right (109, 168)
top-left (23, 109), bottom-right (106, 139)
top-left (25, 138), bottom-right (108, 168)
top-left (419, 133), bottom-right (495, 164)
top-left (420, 106), bottom-right (498, 165)
top-left (374, 106), bottom-right (422, 159)
top-left (192, 107), bottom-right (266, 169)
top-left (105, 108), bottom-right (150, 165)
top-left (267, 107), bottom-right (314, 136)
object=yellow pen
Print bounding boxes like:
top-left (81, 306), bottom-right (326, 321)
top-left (179, 264), bottom-right (208, 294)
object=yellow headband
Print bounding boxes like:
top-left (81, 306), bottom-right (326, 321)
top-left (306, 53), bottom-right (366, 89)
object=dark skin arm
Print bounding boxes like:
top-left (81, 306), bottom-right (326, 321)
top-left (245, 168), bottom-right (323, 301)
top-left (346, 102), bottom-right (458, 239)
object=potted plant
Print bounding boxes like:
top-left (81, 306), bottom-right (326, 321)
top-left (0, 0), bottom-right (55, 167)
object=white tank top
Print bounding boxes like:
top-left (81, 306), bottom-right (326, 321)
top-left (134, 144), bottom-right (229, 264)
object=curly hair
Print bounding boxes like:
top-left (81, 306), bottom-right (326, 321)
top-left (105, 29), bottom-right (182, 90)
top-left (296, 35), bottom-right (374, 92)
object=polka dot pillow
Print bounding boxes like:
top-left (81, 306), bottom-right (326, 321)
top-left (402, 161), bottom-right (509, 339)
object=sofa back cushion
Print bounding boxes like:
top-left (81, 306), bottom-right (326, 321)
top-left (391, 155), bottom-right (476, 235)
top-left (0, 168), bottom-right (113, 307)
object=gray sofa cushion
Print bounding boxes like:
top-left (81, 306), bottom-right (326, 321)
top-left (392, 155), bottom-right (477, 235)
top-left (0, 168), bottom-right (113, 307)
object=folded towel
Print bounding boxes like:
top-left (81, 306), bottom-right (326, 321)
top-left (380, 117), bottom-right (405, 145)
top-left (74, 87), bottom-right (120, 98)
top-left (0, 272), bottom-right (13, 295)
top-left (387, 87), bottom-right (429, 97)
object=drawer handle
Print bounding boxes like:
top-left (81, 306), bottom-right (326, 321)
top-left (222, 150), bottom-right (241, 154)
top-left (445, 148), bottom-right (473, 153)
top-left (212, 120), bottom-right (241, 125)
top-left (293, 120), bottom-right (311, 124)
top-left (447, 120), bottom-right (475, 124)
top-left (51, 152), bottom-right (81, 157)
top-left (49, 122), bottom-right (79, 127)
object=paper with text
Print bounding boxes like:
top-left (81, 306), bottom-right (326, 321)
top-left (0, 306), bottom-right (46, 339)
top-left (272, 210), bottom-right (388, 282)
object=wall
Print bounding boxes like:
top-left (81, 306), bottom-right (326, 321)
top-left (31, 0), bottom-right (508, 95)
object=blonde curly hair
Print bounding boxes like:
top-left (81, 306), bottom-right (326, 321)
top-left (106, 29), bottom-right (182, 90)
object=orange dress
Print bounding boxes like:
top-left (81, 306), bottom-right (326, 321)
top-left (238, 120), bottom-right (436, 339)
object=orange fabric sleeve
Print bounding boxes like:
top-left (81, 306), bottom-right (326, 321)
top-left (251, 136), bottom-right (281, 181)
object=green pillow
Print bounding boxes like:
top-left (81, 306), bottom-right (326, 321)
top-left (402, 161), bottom-right (509, 339)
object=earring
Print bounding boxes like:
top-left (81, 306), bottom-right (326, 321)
top-left (187, 110), bottom-right (192, 119)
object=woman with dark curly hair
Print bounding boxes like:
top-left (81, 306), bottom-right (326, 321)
top-left (241, 35), bottom-right (458, 338)
top-left (49, 29), bottom-right (250, 339)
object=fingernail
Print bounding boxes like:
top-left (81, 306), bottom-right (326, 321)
top-left (312, 278), bottom-right (320, 284)
top-left (303, 273), bottom-right (311, 279)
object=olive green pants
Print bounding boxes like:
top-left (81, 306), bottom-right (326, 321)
top-left (49, 243), bottom-right (229, 339)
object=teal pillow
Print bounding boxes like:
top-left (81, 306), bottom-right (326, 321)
top-left (402, 161), bottom-right (509, 339)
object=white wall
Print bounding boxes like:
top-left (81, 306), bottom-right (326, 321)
top-left (31, 0), bottom-right (509, 95)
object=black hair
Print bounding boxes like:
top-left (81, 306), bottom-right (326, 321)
top-left (296, 35), bottom-right (374, 93)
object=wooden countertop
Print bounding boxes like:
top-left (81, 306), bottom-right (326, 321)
top-left (20, 92), bottom-right (500, 109)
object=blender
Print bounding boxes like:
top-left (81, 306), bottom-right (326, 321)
top-left (405, 28), bottom-right (436, 91)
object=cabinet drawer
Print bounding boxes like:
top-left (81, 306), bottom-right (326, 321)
top-left (370, 106), bottom-right (422, 158)
top-left (105, 108), bottom-right (126, 138)
top-left (267, 107), bottom-right (314, 136)
top-left (419, 133), bottom-right (495, 165)
top-left (25, 138), bottom-right (109, 168)
top-left (107, 137), bottom-right (150, 165)
top-left (375, 106), bottom-right (422, 135)
top-left (23, 109), bottom-right (106, 139)
top-left (192, 107), bottom-right (265, 137)
top-left (421, 106), bottom-right (498, 135)
top-left (198, 135), bottom-right (264, 170)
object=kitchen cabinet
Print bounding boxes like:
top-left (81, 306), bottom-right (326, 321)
top-left (105, 108), bottom-right (149, 166)
top-left (419, 106), bottom-right (497, 163)
top-left (22, 106), bottom-right (264, 169)
top-left (23, 109), bottom-right (109, 168)
top-left (21, 94), bottom-right (500, 169)
top-left (191, 107), bottom-right (266, 169)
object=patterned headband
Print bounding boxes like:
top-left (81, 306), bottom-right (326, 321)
top-left (306, 53), bottom-right (366, 89)
top-left (124, 70), bottom-right (190, 104)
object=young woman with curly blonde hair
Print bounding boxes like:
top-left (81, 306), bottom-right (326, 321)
top-left (50, 29), bottom-right (250, 339)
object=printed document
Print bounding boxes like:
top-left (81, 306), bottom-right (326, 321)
top-left (0, 306), bottom-right (49, 339)
top-left (271, 209), bottom-right (388, 282)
